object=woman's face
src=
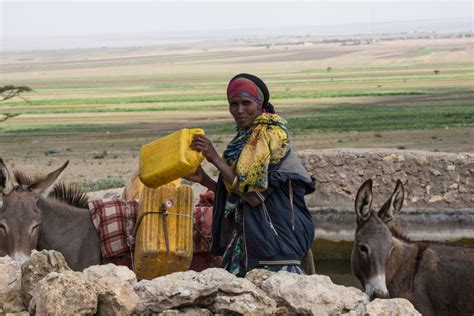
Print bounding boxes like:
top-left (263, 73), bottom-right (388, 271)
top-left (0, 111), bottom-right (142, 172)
top-left (229, 96), bottom-right (261, 129)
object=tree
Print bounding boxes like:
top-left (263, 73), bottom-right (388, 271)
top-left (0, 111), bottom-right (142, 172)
top-left (433, 70), bottom-right (440, 75)
top-left (326, 67), bottom-right (332, 73)
top-left (0, 85), bottom-right (32, 122)
top-left (0, 85), bottom-right (33, 102)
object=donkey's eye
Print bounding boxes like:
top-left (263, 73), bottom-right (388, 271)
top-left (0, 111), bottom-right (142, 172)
top-left (358, 244), bottom-right (369, 255)
top-left (31, 224), bottom-right (40, 233)
top-left (0, 224), bottom-right (6, 234)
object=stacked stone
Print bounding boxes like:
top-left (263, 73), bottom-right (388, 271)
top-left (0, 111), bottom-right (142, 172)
top-left (298, 149), bottom-right (473, 209)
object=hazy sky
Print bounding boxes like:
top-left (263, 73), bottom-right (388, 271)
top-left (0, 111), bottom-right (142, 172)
top-left (2, 1), bottom-right (472, 39)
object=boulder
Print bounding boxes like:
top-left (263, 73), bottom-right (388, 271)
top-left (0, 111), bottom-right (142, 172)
top-left (244, 269), bottom-right (275, 289)
top-left (4, 312), bottom-right (29, 316)
top-left (261, 271), bottom-right (369, 315)
top-left (0, 256), bottom-right (24, 314)
top-left (83, 264), bottom-right (139, 316)
top-left (83, 263), bottom-right (136, 287)
top-left (366, 298), bottom-right (421, 315)
top-left (29, 271), bottom-right (98, 315)
top-left (159, 308), bottom-right (213, 315)
top-left (20, 250), bottom-right (70, 306)
top-left (134, 268), bottom-right (277, 315)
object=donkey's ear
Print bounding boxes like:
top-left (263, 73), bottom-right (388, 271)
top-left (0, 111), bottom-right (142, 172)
top-left (28, 161), bottom-right (69, 197)
top-left (355, 179), bottom-right (373, 223)
top-left (0, 158), bottom-right (14, 195)
top-left (378, 180), bottom-right (404, 223)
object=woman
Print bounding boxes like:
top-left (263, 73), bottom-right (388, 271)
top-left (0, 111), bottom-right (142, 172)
top-left (186, 73), bottom-right (315, 277)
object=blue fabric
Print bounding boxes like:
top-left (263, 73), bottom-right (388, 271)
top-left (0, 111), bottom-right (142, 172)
top-left (222, 129), bottom-right (252, 167)
top-left (211, 149), bottom-right (316, 273)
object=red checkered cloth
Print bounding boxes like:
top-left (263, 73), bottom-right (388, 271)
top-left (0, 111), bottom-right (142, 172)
top-left (190, 190), bottom-right (214, 272)
top-left (88, 198), bottom-right (138, 258)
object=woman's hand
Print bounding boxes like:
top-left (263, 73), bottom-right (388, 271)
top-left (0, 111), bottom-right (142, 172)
top-left (190, 134), bottom-right (220, 164)
top-left (183, 165), bottom-right (205, 184)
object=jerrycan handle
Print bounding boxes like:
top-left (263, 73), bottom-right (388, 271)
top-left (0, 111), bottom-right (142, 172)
top-left (187, 128), bottom-right (206, 162)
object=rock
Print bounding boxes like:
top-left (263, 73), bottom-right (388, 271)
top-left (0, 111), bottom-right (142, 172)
top-left (0, 256), bottom-right (24, 314)
top-left (245, 269), bottom-right (275, 289)
top-left (29, 271), bottom-right (98, 315)
top-left (4, 312), bottom-right (29, 316)
top-left (159, 308), bottom-right (213, 315)
top-left (342, 186), bottom-right (353, 194)
top-left (21, 250), bottom-right (70, 307)
top-left (446, 165), bottom-right (456, 171)
top-left (214, 292), bottom-right (276, 315)
top-left (415, 156), bottom-right (428, 166)
top-left (366, 298), bottom-right (421, 315)
top-left (316, 159), bottom-right (328, 167)
top-left (448, 183), bottom-right (458, 190)
top-left (382, 155), bottom-right (395, 162)
top-left (428, 195), bottom-right (443, 203)
top-left (330, 158), bottom-right (344, 166)
top-left (134, 268), bottom-right (277, 315)
top-left (443, 191), bottom-right (457, 204)
top-left (83, 264), bottom-right (137, 287)
top-left (425, 184), bottom-right (432, 195)
top-left (261, 272), bottom-right (369, 315)
top-left (429, 168), bottom-right (442, 176)
top-left (83, 264), bottom-right (139, 316)
top-left (95, 286), bottom-right (138, 316)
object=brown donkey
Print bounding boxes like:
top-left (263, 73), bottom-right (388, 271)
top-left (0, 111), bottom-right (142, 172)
top-left (0, 159), bottom-right (101, 270)
top-left (352, 179), bottom-right (474, 316)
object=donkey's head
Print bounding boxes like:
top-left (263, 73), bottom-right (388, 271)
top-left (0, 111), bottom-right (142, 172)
top-left (0, 159), bottom-right (69, 261)
top-left (351, 179), bottom-right (404, 300)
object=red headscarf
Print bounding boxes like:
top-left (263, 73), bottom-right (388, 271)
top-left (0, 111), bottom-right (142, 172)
top-left (226, 77), bottom-right (264, 106)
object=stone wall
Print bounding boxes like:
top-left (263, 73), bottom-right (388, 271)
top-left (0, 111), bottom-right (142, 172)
top-left (298, 148), bottom-right (474, 210)
top-left (0, 250), bottom-right (422, 316)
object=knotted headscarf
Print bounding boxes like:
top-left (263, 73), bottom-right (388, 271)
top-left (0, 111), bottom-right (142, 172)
top-left (226, 73), bottom-right (275, 114)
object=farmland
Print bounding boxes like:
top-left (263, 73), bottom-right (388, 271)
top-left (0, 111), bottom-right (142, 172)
top-left (1, 36), bottom-right (473, 190)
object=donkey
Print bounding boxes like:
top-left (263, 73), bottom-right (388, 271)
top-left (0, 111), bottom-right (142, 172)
top-left (351, 179), bottom-right (474, 316)
top-left (0, 159), bottom-right (101, 270)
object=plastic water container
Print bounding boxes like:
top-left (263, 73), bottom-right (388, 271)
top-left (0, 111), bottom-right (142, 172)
top-left (139, 128), bottom-right (205, 188)
top-left (133, 184), bottom-right (193, 280)
top-left (123, 170), bottom-right (180, 201)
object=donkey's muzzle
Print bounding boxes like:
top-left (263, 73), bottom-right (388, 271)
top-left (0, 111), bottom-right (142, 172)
top-left (372, 288), bottom-right (390, 300)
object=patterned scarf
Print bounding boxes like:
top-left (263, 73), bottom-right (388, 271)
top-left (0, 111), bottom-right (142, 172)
top-left (227, 77), bottom-right (264, 106)
top-left (223, 113), bottom-right (289, 194)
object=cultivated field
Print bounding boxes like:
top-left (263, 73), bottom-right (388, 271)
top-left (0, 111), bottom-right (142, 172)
top-left (1, 36), bottom-right (473, 190)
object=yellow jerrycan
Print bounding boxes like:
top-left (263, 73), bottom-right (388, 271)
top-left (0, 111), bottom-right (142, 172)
top-left (123, 170), bottom-right (180, 201)
top-left (139, 128), bottom-right (205, 188)
top-left (133, 184), bottom-right (193, 280)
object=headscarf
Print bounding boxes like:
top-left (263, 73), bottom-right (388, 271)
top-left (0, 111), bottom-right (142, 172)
top-left (223, 113), bottom-right (288, 194)
top-left (226, 73), bottom-right (275, 114)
